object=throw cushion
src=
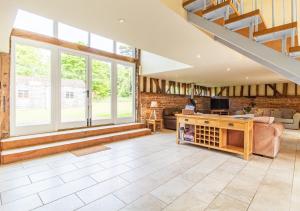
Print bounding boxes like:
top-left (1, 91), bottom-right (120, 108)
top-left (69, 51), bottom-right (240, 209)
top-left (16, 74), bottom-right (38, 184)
top-left (254, 116), bottom-right (275, 124)
top-left (270, 109), bottom-right (282, 118)
top-left (281, 109), bottom-right (295, 119)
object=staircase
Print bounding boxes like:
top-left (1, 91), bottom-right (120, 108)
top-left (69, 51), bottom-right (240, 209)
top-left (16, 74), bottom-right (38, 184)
top-left (0, 123), bottom-right (151, 164)
top-left (183, 0), bottom-right (300, 84)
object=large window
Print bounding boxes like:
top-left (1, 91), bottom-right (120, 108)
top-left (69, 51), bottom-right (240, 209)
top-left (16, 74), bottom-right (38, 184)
top-left (14, 10), bottom-right (54, 36)
top-left (90, 34), bottom-right (114, 53)
top-left (117, 64), bottom-right (134, 118)
top-left (58, 23), bottom-right (89, 45)
top-left (91, 59), bottom-right (112, 121)
top-left (60, 52), bottom-right (87, 124)
top-left (14, 10), bottom-right (136, 58)
top-left (117, 42), bottom-right (135, 58)
top-left (14, 43), bottom-right (51, 127)
top-left (11, 38), bottom-right (135, 136)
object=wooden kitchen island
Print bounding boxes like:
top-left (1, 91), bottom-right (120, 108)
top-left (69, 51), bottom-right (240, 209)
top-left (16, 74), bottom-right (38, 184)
top-left (176, 114), bottom-right (253, 160)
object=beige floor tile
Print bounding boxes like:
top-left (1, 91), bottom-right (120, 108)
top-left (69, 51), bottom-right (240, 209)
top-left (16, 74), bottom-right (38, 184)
top-left (151, 176), bottom-right (194, 204)
top-left (164, 190), bottom-right (209, 211)
top-left (77, 194), bottom-right (125, 211)
top-left (100, 155), bottom-right (136, 168)
top-left (32, 194), bottom-right (84, 211)
top-left (191, 176), bottom-right (228, 204)
top-left (121, 194), bottom-right (166, 211)
top-left (114, 176), bottom-right (161, 204)
top-left (0, 194), bottom-right (42, 211)
top-left (29, 164), bottom-right (77, 182)
top-left (77, 176), bottom-right (129, 204)
top-left (74, 155), bottom-right (111, 168)
top-left (91, 165), bottom-right (131, 182)
top-left (39, 176), bottom-right (96, 204)
top-left (1, 177), bottom-right (63, 204)
top-left (120, 165), bottom-right (158, 182)
top-left (0, 165), bottom-right (50, 183)
top-left (207, 194), bottom-right (248, 211)
top-left (0, 176), bottom-right (31, 192)
top-left (60, 164), bottom-right (104, 182)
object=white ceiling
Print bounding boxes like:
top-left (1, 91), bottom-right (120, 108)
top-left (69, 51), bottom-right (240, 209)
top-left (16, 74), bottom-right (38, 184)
top-left (0, 0), bottom-right (287, 86)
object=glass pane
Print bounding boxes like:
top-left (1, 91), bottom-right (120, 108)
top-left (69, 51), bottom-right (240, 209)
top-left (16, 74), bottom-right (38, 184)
top-left (90, 33), bottom-right (114, 53)
top-left (117, 64), bottom-right (134, 118)
top-left (61, 53), bottom-right (87, 123)
top-left (116, 42), bottom-right (135, 58)
top-left (58, 23), bottom-right (88, 45)
top-left (15, 44), bottom-right (51, 126)
top-left (14, 10), bottom-right (54, 36)
top-left (91, 59), bottom-right (112, 120)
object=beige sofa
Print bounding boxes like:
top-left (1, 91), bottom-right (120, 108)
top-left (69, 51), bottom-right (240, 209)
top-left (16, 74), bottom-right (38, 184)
top-left (249, 108), bottom-right (300, 130)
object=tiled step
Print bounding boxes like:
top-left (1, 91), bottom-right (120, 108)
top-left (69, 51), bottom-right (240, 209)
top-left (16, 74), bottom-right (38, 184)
top-left (1, 128), bottom-right (151, 164)
top-left (225, 9), bottom-right (266, 32)
top-left (254, 22), bottom-right (298, 43)
top-left (202, 0), bottom-right (239, 21)
top-left (1, 123), bottom-right (145, 150)
top-left (183, 0), bottom-right (214, 13)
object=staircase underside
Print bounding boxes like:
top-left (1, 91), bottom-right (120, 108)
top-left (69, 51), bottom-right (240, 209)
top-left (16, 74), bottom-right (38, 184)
top-left (187, 12), bottom-right (300, 84)
top-left (0, 123), bottom-right (151, 164)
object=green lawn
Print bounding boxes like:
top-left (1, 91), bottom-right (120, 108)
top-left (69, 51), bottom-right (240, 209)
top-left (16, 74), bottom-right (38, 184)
top-left (16, 97), bottom-right (133, 126)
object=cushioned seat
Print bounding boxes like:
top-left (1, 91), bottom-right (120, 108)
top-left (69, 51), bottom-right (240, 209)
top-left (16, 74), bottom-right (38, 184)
top-left (275, 118), bottom-right (294, 124)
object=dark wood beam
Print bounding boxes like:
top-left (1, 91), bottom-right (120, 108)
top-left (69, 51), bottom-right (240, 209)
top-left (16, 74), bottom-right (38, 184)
top-left (240, 86), bottom-right (244, 97)
top-left (267, 84), bottom-right (281, 96)
top-left (217, 87), bottom-right (226, 96)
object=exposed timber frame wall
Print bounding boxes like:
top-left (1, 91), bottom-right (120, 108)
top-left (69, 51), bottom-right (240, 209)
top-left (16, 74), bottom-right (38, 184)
top-left (0, 53), bottom-right (10, 139)
top-left (213, 82), bottom-right (300, 97)
top-left (140, 76), bottom-right (212, 97)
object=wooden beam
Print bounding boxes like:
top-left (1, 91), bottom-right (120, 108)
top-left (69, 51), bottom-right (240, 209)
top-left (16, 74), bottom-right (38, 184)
top-left (226, 87), bottom-right (229, 97)
top-left (214, 87), bottom-right (217, 96)
top-left (233, 86), bottom-right (236, 97)
top-left (248, 85), bottom-right (251, 97)
top-left (217, 87), bottom-right (226, 96)
top-left (153, 79), bottom-right (161, 93)
top-left (0, 53), bottom-right (10, 138)
top-left (143, 77), bottom-right (147, 92)
top-left (176, 82), bottom-right (180, 95)
top-left (183, 83), bottom-right (187, 95)
top-left (240, 86), bottom-right (244, 97)
top-left (208, 87), bottom-right (212, 97)
top-left (256, 85), bottom-right (259, 96)
top-left (265, 84), bottom-right (268, 96)
top-left (149, 78), bottom-right (154, 93)
top-left (11, 29), bottom-right (137, 63)
top-left (295, 83), bottom-right (298, 96)
top-left (267, 84), bottom-right (281, 96)
top-left (161, 80), bottom-right (166, 94)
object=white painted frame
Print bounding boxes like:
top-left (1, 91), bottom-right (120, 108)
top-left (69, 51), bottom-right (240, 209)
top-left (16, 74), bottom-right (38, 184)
top-left (10, 37), bottom-right (136, 136)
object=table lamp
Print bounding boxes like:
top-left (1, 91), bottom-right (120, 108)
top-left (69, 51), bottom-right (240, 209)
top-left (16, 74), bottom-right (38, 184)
top-left (150, 101), bottom-right (158, 119)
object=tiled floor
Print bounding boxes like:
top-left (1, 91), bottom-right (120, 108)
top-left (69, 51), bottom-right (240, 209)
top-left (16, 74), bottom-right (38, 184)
top-left (0, 129), bottom-right (299, 211)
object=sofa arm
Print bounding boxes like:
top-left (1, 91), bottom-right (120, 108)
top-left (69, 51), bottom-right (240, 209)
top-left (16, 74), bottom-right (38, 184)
top-left (293, 113), bottom-right (300, 125)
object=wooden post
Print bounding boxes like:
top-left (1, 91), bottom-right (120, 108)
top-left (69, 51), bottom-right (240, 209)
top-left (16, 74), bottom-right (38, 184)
top-left (0, 53), bottom-right (10, 139)
top-left (295, 83), bottom-right (298, 96)
top-left (256, 84), bottom-right (259, 96)
top-left (248, 85), bottom-right (251, 97)
top-left (240, 86), bottom-right (244, 97)
top-left (143, 77), bottom-right (147, 92)
top-left (161, 80), bottom-right (166, 94)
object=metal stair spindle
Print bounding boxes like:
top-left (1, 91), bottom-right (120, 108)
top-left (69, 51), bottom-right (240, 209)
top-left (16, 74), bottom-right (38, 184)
top-left (240, 0), bottom-right (244, 14)
top-left (272, 0), bottom-right (275, 27)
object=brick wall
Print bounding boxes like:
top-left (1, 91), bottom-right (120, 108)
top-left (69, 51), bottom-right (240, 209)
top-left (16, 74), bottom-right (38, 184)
top-left (140, 92), bottom-right (210, 122)
top-left (229, 97), bottom-right (300, 113)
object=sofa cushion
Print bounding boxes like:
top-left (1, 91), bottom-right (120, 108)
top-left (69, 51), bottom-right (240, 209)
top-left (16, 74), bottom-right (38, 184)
top-left (281, 109), bottom-right (296, 119)
top-left (254, 116), bottom-right (275, 124)
top-left (270, 109), bottom-right (282, 118)
top-left (163, 108), bottom-right (181, 116)
top-left (163, 115), bottom-right (177, 120)
top-left (275, 118), bottom-right (294, 124)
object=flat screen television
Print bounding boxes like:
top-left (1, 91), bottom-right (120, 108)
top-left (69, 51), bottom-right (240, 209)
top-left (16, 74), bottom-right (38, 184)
top-left (211, 98), bottom-right (229, 110)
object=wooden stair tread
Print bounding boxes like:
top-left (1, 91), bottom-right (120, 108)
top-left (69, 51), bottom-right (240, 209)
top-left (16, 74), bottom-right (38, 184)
top-left (254, 22), bottom-right (297, 42)
top-left (1, 128), bottom-right (150, 156)
top-left (202, 0), bottom-right (239, 21)
top-left (183, 0), bottom-right (214, 12)
top-left (1, 128), bottom-right (151, 164)
top-left (1, 123), bottom-right (146, 150)
top-left (2, 123), bottom-right (144, 142)
top-left (225, 9), bottom-right (266, 31)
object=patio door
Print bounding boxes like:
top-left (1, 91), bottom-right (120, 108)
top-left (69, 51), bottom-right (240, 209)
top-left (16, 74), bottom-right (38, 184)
top-left (89, 58), bottom-right (113, 125)
top-left (59, 51), bottom-right (88, 129)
